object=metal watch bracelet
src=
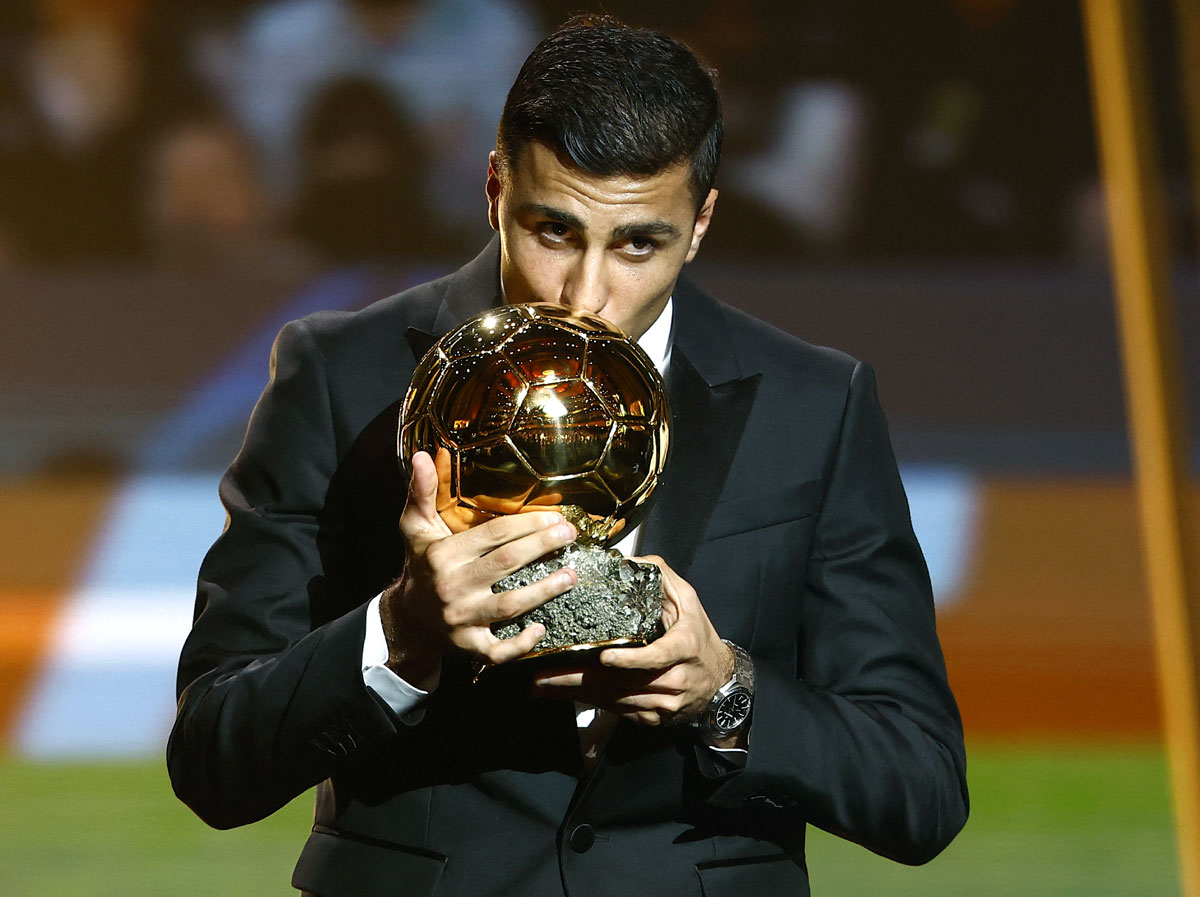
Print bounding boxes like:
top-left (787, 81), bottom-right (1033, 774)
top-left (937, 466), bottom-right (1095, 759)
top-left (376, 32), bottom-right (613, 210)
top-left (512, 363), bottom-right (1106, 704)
top-left (694, 639), bottom-right (755, 738)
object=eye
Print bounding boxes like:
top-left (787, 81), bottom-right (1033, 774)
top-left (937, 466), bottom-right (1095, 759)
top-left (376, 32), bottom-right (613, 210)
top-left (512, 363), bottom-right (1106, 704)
top-left (622, 235), bottom-right (659, 258)
top-left (538, 221), bottom-right (573, 245)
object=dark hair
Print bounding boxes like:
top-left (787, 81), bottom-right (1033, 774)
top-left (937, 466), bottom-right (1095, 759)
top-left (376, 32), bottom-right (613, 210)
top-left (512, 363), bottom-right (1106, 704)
top-left (495, 15), bottom-right (722, 211)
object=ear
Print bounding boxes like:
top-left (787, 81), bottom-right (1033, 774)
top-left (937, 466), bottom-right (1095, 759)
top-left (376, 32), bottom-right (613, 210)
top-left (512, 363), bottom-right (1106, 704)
top-left (486, 151), bottom-right (502, 232)
top-left (685, 189), bottom-right (718, 263)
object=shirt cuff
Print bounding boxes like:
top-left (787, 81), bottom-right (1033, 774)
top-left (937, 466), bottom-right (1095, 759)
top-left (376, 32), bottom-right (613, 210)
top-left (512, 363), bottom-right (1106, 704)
top-left (694, 725), bottom-right (750, 777)
top-left (695, 742), bottom-right (748, 778)
top-left (362, 593), bottom-right (429, 725)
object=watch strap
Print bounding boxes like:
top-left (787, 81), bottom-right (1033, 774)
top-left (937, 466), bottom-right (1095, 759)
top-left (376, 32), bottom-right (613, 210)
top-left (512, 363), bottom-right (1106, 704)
top-left (694, 640), bottom-right (754, 737)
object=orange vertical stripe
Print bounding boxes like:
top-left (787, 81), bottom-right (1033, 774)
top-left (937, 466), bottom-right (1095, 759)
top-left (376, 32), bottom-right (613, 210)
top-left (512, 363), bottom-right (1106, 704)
top-left (0, 473), bottom-right (120, 740)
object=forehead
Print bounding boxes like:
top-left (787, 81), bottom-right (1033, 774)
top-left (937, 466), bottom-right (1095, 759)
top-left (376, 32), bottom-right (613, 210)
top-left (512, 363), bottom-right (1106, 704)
top-left (506, 142), bottom-right (696, 224)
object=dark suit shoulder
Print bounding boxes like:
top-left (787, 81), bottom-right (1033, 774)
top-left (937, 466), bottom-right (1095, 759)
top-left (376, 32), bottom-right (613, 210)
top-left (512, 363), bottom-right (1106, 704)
top-left (677, 274), bottom-right (860, 398)
top-left (287, 239), bottom-right (501, 372)
top-left (725, 299), bottom-right (856, 375)
top-left (290, 272), bottom-right (453, 367)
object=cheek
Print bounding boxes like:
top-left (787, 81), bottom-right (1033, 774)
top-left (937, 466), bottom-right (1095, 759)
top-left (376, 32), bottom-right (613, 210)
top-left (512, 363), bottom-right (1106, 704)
top-left (610, 263), bottom-right (674, 308)
top-left (504, 238), bottom-right (564, 301)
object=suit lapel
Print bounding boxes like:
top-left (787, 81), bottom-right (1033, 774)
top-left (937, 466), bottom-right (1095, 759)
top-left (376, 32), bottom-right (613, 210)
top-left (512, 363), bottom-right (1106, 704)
top-left (641, 278), bottom-right (761, 576)
top-left (433, 236), bottom-right (502, 333)
top-left (402, 237), bottom-right (505, 359)
top-left (642, 353), bottom-right (760, 576)
top-left (403, 326), bottom-right (439, 360)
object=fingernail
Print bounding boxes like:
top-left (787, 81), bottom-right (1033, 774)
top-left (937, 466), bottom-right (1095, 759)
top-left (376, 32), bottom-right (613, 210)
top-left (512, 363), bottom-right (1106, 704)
top-left (559, 568), bottom-right (576, 587)
top-left (553, 523), bottom-right (575, 541)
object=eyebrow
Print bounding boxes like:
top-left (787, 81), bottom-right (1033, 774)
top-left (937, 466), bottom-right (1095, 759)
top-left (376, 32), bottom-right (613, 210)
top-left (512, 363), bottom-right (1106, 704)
top-left (611, 220), bottom-right (682, 241)
top-left (518, 202), bottom-right (683, 242)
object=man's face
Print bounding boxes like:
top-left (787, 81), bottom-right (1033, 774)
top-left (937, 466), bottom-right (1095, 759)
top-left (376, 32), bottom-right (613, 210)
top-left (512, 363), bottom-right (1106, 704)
top-left (487, 141), bottom-right (717, 340)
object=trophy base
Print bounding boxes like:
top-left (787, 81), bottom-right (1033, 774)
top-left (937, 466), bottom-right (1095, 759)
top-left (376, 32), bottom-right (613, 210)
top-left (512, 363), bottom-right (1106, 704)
top-left (489, 542), bottom-right (663, 664)
top-left (472, 637), bottom-right (649, 683)
top-left (512, 635), bottom-right (647, 664)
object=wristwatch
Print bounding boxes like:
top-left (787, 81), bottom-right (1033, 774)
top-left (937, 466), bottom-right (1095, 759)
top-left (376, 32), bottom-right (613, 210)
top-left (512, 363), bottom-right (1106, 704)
top-left (696, 640), bottom-right (755, 738)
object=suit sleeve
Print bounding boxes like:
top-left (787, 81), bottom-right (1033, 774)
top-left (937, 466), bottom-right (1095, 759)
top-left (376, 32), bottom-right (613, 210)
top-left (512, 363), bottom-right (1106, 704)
top-left (696, 361), bottom-right (969, 864)
top-left (167, 319), bottom-right (402, 829)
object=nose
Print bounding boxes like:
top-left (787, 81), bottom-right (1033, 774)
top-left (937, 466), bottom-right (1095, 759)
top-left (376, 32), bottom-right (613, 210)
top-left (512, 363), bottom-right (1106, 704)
top-left (558, 250), bottom-right (607, 314)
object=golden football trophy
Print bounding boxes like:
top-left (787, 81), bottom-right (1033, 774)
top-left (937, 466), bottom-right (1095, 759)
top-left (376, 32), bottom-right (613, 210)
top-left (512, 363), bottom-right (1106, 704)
top-left (398, 302), bottom-right (670, 662)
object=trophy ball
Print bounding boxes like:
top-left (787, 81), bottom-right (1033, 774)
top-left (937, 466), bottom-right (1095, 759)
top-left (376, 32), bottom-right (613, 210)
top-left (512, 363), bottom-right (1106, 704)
top-left (398, 303), bottom-right (670, 546)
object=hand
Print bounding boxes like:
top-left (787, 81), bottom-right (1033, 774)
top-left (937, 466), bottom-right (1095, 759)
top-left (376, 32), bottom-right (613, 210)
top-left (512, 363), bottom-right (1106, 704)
top-left (530, 555), bottom-right (735, 727)
top-left (381, 451), bottom-right (578, 691)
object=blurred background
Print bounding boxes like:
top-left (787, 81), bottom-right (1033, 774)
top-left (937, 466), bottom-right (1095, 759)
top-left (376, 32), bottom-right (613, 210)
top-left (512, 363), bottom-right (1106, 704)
top-left (0, 0), bottom-right (1197, 894)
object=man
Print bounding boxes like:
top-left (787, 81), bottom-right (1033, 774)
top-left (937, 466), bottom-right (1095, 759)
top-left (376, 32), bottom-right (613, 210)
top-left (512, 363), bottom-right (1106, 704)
top-left (169, 16), bottom-right (968, 897)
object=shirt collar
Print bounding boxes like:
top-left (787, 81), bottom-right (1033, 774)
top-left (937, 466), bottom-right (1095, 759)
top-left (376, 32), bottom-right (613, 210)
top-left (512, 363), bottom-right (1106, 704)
top-left (636, 297), bottom-right (673, 376)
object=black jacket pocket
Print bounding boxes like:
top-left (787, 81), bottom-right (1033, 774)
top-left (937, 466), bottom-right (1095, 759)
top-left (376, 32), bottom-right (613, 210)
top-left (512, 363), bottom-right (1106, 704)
top-left (294, 827), bottom-right (447, 897)
top-left (696, 853), bottom-right (809, 896)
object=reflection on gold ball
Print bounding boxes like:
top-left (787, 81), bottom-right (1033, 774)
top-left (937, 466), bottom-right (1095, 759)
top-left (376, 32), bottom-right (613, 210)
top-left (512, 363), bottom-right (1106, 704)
top-left (398, 303), bottom-right (670, 544)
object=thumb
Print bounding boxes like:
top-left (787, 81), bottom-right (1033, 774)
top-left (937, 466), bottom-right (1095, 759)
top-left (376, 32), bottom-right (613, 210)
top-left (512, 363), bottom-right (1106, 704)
top-left (639, 555), bottom-right (684, 628)
top-left (400, 450), bottom-right (452, 544)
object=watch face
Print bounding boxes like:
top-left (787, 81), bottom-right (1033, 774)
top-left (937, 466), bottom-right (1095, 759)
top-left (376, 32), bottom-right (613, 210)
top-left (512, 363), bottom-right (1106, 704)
top-left (714, 689), bottom-right (752, 732)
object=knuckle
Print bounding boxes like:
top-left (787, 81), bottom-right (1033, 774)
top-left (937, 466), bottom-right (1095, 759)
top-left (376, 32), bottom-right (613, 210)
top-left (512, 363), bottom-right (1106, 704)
top-left (483, 514), bottom-right (516, 536)
top-left (424, 540), bottom-right (449, 567)
top-left (449, 631), bottom-right (477, 654)
top-left (492, 591), bottom-right (521, 621)
top-left (431, 578), bottom-right (456, 606)
top-left (489, 544), bottom-right (518, 572)
top-left (441, 600), bottom-right (471, 628)
top-left (484, 515), bottom-right (525, 545)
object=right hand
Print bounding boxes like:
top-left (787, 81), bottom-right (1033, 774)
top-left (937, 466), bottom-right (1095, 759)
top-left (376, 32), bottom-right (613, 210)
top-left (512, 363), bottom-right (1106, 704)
top-left (380, 451), bottom-right (577, 690)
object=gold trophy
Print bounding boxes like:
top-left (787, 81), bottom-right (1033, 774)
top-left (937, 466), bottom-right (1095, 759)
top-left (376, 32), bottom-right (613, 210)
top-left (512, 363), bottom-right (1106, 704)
top-left (398, 303), bottom-right (670, 663)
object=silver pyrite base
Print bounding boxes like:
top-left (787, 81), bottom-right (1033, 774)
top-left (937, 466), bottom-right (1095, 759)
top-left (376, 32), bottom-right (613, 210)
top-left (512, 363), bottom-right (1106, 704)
top-left (491, 543), bottom-right (663, 660)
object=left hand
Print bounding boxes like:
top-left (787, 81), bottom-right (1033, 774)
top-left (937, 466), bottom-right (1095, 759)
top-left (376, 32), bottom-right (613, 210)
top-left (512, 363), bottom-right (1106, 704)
top-left (530, 555), bottom-right (735, 727)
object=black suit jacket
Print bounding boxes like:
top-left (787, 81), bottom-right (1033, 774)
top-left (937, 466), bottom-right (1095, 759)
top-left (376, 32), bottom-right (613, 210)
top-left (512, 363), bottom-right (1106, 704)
top-left (169, 240), bottom-right (968, 897)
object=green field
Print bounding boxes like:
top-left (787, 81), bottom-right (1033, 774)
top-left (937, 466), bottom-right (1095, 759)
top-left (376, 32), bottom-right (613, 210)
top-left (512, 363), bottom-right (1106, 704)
top-left (0, 741), bottom-right (1179, 896)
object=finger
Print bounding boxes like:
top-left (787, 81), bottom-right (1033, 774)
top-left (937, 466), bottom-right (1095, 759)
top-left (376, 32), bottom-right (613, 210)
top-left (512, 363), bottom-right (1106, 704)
top-left (460, 520), bottom-right (577, 590)
top-left (625, 710), bottom-right (667, 727)
top-left (530, 665), bottom-right (672, 695)
top-left (532, 670), bottom-right (584, 688)
top-left (531, 673), bottom-right (677, 696)
top-left (529, 685), bottom-right (683, 726)
top-left (523, 492), bottom-right (564, 507)
top-left (632, 553), bottom-right (672, 575)
top-left (630, 555), bottom-right (689, 625)
top-left (634, 556), bottom-right (689, 597)
top-left (400, 451), bottom-right (453, 543)
top-left (476, 621), bottom-right (547, 665)
top-left (598, 632), bottom-right (688, 670)
top-left (462, 510), bottom-right (573, 556)
top-left (464, 566), bottom-right (577, 626)
top-left (433, 447), bottom-right (456, 513)
top-left (605, 691), bottom-right (687, 712)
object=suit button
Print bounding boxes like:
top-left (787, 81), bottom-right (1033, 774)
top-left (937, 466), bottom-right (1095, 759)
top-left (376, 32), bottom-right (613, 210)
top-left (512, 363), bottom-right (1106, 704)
top-left (568, 823), bottom-right (595, 853)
